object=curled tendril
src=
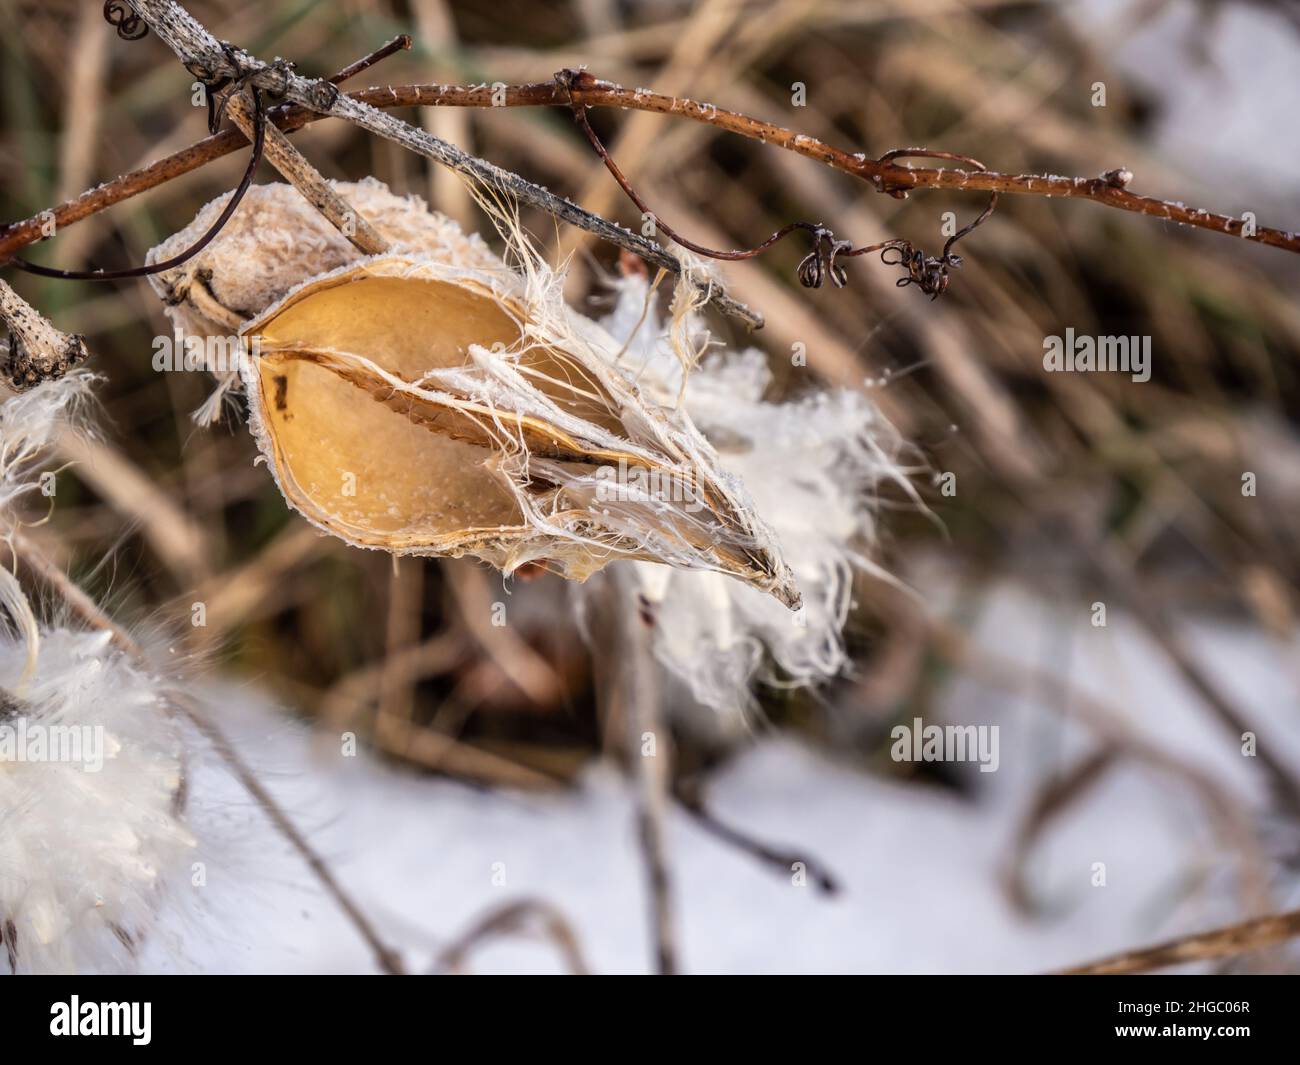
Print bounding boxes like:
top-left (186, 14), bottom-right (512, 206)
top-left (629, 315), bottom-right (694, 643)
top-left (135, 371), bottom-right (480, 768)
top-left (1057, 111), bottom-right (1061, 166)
top-left (879, 243), bottom-right (954, 300)
top-left (870, 148), bottom-right (1000, 299)
top-left (560, 73), bottom-right (999, 301)
top-left (103, 1), bottom-right (148, 41)
top-left (796, 230), bottom-right (853, 289)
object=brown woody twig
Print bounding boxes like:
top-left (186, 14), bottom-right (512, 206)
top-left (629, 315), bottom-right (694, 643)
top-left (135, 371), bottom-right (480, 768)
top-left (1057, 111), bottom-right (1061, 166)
top-left (4, 57), bottom-right (1295, 318)
top-left (1057, 907), bottom-right (1300, 975)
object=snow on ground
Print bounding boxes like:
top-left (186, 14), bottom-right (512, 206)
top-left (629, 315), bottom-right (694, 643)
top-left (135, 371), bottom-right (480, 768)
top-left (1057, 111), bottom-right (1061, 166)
top-left (135, 577), bottom-right (1300, 974)
top-left (136, 1), bottom-right (1300, 975)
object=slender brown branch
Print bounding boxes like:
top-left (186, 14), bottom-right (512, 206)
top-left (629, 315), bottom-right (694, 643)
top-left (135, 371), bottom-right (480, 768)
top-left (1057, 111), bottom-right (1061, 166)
top-left (6, 67), bottom-right (1292, 290)
top-left (1056, 907), bottom-right (1300, 975)
top-left (624, 595), bottom-right (678, 975)
top-left (224, 93), bottom-right (388, 255)
top-left (328, 34), bottom-right (412, 85)
top-left (431, 898), bottom-right (590, 975)
top-left (102, 1), bottom-right (761, 327)
top-left (470, 72), bottom-right (1300, 255)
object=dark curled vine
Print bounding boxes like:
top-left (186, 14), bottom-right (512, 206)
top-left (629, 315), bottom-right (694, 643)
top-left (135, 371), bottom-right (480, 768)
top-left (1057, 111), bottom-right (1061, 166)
top-left (103, 1), bottom-right (148, 41)
top-left (873, 149), bottom-right (999, 299)
top-left (559, 69), bottom-right (997, 299)
top-left (3, 18), bottom-right (277, 283)
top-left (1, 87), bottom-right (268, 282)
top-left (192, 43), bottom-right (296, 137)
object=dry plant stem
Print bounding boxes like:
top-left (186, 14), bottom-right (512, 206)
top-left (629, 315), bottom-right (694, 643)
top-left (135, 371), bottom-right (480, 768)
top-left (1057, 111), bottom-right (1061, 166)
top-left (116, 0), bottom-right (761, 328)
top-left (223, 95), bottom-right (388, 255)
top-left (442, 562), bottom-right (563, 707)
top-left (57, 431), bottom-right (212, 585)
top-left (1057, 906), bottom-right (1300, 975)
top-left (11, 531), bottom-right (137, 650)
top-left (327, 34), bottom-right (413, 85)
top-left (379, 559), bottom-right (421, 722)
top-left (0, 41), bottom-right (411, 262)
top-left (9, 67), bottom-right (1294, 285)
top-left (626, 596), bottom-right (678, 975)
top-left (1003, 746), bottom-right (1119, 914)
top-left (675, 789), bottom-right (839, 894)
top-left (9, 529), bottom-right (406, 976)
top-left (471, 75), bottom-right (1300, 254)
top-left (1077, 532), bottom-right (1300, 819)
top-left (0, 280), bottom-right (89, 388)
top-left (431, 898), bottom-right (590, 975)
top-left (171, 694), bottom-right (405, 975)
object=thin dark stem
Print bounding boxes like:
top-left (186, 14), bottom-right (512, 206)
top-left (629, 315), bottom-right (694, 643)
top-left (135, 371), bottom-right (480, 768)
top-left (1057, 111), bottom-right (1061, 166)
top-left (570, 101), bottom-right (820, 263)
top-left (3, 87), bottom-right (267, 281)
top-left (566, 78), bottom-right (999, 290)
top-left (675, 789), bottom-right (839, 895)
top-left (324, 34), bottom-right (411, 86)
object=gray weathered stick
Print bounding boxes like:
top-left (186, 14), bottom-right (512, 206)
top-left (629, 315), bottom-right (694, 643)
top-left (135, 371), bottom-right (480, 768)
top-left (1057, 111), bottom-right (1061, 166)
top-left (626, 595), bottom-right (679, 975)
top-left (0, 279), bottom-right (89, 389)
top-left (225, 94), bottom-right (388, 256)
top-left (125, 0), bottom-right (762, 328)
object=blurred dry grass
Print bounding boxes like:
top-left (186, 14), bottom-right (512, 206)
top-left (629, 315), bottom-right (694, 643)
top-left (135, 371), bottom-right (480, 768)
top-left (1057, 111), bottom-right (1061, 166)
top-left (1, 0), bottom-right (1298, 819)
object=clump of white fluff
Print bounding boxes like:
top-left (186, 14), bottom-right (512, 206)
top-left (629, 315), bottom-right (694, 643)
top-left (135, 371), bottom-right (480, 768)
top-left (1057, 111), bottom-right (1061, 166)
top-left (594, 277), bottom-right (912, 724)
top-left (0, 372), bottom-right (98, 687)
top-left (0, 375), bottom-right (195, 973)
top-left (0, 627), bottom-right (194, 974)
top-left (0, 371), bottom-right (95, 515)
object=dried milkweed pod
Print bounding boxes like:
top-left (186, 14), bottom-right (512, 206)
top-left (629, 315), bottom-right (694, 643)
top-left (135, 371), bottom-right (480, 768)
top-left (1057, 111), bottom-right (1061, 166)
top-left (148, 179), bottom-right (499, 338)
top-left (147, 180), bottom-right (501, 424)
top-left (239, 254), bottom-right (802, 608)
top-left (147, 179), bottom-right (801, 605)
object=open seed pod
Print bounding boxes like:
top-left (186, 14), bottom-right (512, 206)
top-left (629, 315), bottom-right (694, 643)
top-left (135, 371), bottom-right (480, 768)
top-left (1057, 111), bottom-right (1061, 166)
top-left (146, 180), bottom-right (502, 424)
top-left (147, 179), bottom-right (499, 339)
top-left (240, 254), bottom-right (801, 608)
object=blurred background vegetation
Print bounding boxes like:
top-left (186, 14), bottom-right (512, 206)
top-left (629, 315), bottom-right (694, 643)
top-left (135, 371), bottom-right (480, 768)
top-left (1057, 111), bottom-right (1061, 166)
top-left (2, 1), bottom-right (1299, 965)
